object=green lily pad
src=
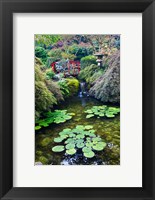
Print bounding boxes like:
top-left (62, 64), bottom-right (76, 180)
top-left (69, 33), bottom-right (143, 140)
top-left (76, 134), bottom-right (85, 139)
top-left (64, 138), bottom-right (74, 144)
top-left (85, 125), bottom-right (93, 130)
top-left (52, 145), bottom-right (65, 152)
top-left (76, 143), bottom-right (85, 148)
top-left (66, 143), bottom-right (75, 149)
top-left (69, 133), bottom-right (76, 137)
top-left (84, 151), bottom-right (95, 158)
top-left (76, 139), bottom-right (84, 144)
top-left (82, 147), bottom-right (92, 153)
top-left (54, 137), bottom-right (64, 143)
top-left (85, 105), bottom-right (120, 119)
top-left (86, 142), bottom-right (93, 147)
top-left (86, 114), bottom-right (94, 119)
top-left (92, 142), bottom-right (106, 151)
top-left (66, 148), bottom-right (76, 155)
top-left (35, 126), bottom-right (41, 130)
top-left (60, 135), bottom-right (68, 139)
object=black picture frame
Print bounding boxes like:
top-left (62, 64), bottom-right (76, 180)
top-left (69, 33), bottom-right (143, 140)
top-left (0, 0), bottom-right (155, 199)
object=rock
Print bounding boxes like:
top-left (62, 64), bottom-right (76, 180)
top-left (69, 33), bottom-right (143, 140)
top-left (40, 137), bottom-right (51, 147)
top-left (36, 150), bottom-right (43, 156)
top-left (39, 156), bottom-right (48, 164)
top-left (89, 51), bottom-right (120, 103)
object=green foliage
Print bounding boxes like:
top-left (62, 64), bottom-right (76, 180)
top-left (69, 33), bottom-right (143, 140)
top-left (35, 81), bottom-right (57, 113)
top-left (61, 52), bottom-right (76, 60)
top-left (48, 49), bottom-right (62, 62)
top-left (80, 55), bottom-right (97, 69)
top-left (58, 80), bottom-right (70, 98)
top-left (45, 80), bottom-right (64, 102)
top-left (36, 110), bottom-right (75, 129)
top-left (78, 64), bottom-right (103, 86)
top-left (35, 47), bottom-right (48, 63)
top-left (65, 78), bottom-right (80, 96)
top-left (68, 44), bottom-right (93, 60)
top-left (84, 105), bottom-right (120, 119)
top-left (89, 51), bottom-right (120, 103)
top-left (45, 68), bottom-right (55, 79)
top-left (52, 145), bottom-right (65, 152)
top-left (52, 125), bottom-right (107, 158)
top-left (35, 35), bottom-right (62, 47)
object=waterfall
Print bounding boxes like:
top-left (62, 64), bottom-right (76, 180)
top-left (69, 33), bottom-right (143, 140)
top-left (79, 82), bottom-right (87, 97)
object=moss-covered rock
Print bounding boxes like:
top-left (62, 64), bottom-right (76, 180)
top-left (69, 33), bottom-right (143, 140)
top-left (65, 78), bottom-right (79, 96)
top-left (89, 51), bottom-right (120, 103)
top-left (40, 137), bottom-right (51, 147)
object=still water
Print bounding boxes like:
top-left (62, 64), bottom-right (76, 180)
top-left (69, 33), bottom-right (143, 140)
top-left (35, 96), bottom-right (120, 165)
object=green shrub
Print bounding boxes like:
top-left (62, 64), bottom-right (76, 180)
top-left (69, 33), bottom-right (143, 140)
top-left (68, 44), bottom-right (93, 60)
top-left (45, 68), bottom-right (55, 79)
top-left (78, 64), bottom-right (104, 87)
top-left (35, 81), bottom-right (57, 113)
top-left (45, 80), bottom-right (64, 102)
top-left (61, 52), bottom-right (76, 60)
top-left (58, 80), bottom-right (70, 98)
top-left (80, 55), bottom-right (96, 69)
top-left (48, 49), bottom-right (62, 62)
top-left (65, 78), bottom-right (79, 96)
top-left (35, 47), bottom-right (48, 63)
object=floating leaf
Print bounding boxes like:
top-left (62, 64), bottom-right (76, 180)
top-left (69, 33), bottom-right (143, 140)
top-left (85, 105), bottom-right (120, 119)
top-left (76, 143), bottom-right (85, 148)
top-left (66, 148), bottom-right (76, 155)
top-left (66, 143), bottom-right (75, 149)
top-left (92, 142), bottom-right (106, 151)
top-left (36, 110), bottom-right (73, 129)
top-left (85, 125), bottom-right (93, 130)
top-left (52, 145), bottom-right (65, 152)
top-left (69, 133), bottom-right (76, 137)
top-left (84, 151), bottom-right (95, 158)
top-left (86, 114), bottom-right (94, 119)
top-left (54, 137), bottom-right (64, 143)
top-left (35, 126), bottom-right (41, 130)
top-left (82, 147), bottom-right (92, 153)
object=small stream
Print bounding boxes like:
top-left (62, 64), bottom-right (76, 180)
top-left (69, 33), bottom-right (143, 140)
top-left (35, 91), bottom-right (120, 165)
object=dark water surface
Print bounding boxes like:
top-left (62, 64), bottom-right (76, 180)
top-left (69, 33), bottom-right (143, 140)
top-left (35, 96), bottom-right (120, 165)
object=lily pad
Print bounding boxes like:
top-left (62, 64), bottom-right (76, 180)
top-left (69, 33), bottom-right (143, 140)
top-left (66, 148), bottom-right (76, 155)
top-left (66, 143), bottom-right (75, 149)
top-left (82, 147), bottom-right (92, 153)
top-left (92, 142), bottom-right (106, 151)
top-left (85, 125), bottom-right (93, 130)
top-left (35, 126), bottom-right (41, 130)
top-left (86, 114), bottom-right (94, 119)
top-left (52, 145), bottom-right (65, 152)
top-left (76, 143), bottom-right (85, 148)
top-left (84, 151), bottom-right (95, 158)
top-left (85, 105), bottom-right (120, 119)
top-left (54, 137), bottom-right (64, 143)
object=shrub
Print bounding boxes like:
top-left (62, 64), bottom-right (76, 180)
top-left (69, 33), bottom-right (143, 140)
top-left (61, 52), bottom-right (76, 60)
top-left (80, 55), bottom-right (96, 69)
top-left (58, 80), bottom-right (70, 98)
top-left (78, 64), bottom-right (103, 86)
top-left (35, 47), bottom-right (48, 64)
top-left (89, 51), bottom-right (120, 103)
top-left (65, 78), bottom-right (79, 96)
top-left (35, 80), bottom-right (57, 114)
top-left (45, 68), bottom-right (55, 79)
top-left (48, 49), bottom-right (62, 62)
top-left (68, 44), bottom-right (93, 60)
top-left (45, 80), bottom-right (64, 102)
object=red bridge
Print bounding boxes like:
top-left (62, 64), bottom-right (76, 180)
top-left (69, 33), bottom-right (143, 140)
top-left (51, 60), bottom-right (80, 76)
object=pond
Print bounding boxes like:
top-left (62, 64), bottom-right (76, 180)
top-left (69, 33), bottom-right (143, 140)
top-left (35, 95), bottom-right (120, 165)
